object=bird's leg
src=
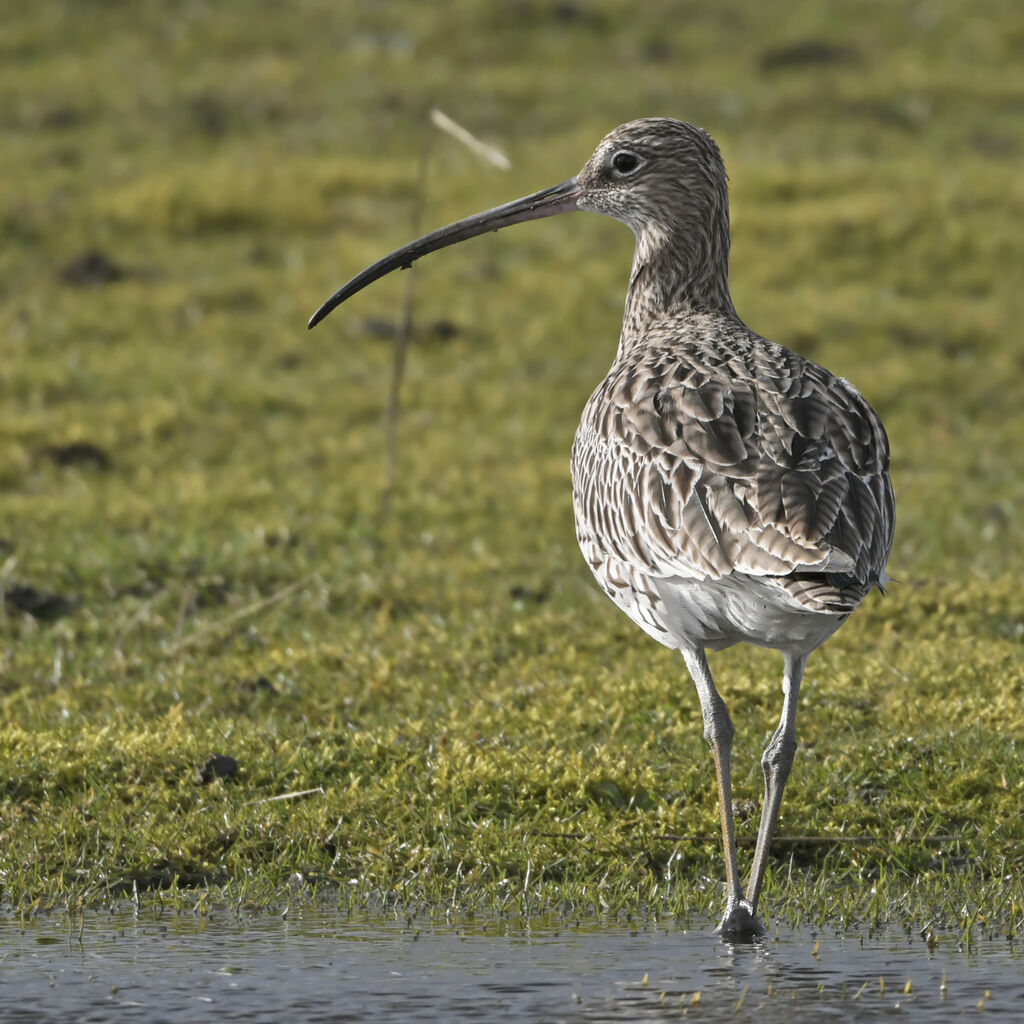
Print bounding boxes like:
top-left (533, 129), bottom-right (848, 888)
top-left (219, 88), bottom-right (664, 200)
top-left (745, 650), bottom-right (807, 915)
top-left (681, 646), bottom-right (761, 937)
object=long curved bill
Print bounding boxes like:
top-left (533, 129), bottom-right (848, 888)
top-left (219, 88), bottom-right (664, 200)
top-left (308, 177), bottom-right (581, 329)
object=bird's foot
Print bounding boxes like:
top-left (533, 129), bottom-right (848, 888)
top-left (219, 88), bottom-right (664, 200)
top-left (716, 899), bottom-right (765, 941)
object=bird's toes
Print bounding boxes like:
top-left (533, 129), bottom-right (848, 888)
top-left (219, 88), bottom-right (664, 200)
top-left (716, 900), bottom-right (765, 941)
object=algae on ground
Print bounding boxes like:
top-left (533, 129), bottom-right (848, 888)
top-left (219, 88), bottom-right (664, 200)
top-left (1, 0), bottom-right (1022, 930)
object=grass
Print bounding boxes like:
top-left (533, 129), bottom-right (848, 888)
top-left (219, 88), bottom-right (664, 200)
top-left (1, 0), bottom-right (1022, 933)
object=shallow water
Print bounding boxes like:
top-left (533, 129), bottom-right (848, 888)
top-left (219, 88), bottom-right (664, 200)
top-left (1, 906), bottom-right (1019, 1022)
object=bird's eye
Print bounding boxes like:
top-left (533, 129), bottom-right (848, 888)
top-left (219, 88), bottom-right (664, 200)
top-left (611, 150), bottom-right (640, 175)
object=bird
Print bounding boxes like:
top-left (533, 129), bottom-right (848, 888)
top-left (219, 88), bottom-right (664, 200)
top-left (308, 118), bottom-right (895, 938)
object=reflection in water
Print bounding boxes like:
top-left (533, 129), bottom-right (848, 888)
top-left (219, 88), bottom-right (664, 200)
top-left (0, 905), bottom-right (1019, 1022)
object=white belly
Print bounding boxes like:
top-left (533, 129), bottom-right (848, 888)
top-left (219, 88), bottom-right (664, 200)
top-left (582, 545), bottom-right (844, 657)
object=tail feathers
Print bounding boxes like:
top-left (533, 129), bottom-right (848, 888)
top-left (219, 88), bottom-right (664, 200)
top-left (779, 570), bottom-right (872, 613)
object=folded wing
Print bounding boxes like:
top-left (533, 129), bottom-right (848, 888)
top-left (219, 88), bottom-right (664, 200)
top-left (572, 329), bottom-right (895, 613)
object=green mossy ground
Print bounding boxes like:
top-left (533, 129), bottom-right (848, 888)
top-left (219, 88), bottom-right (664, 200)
top-left (2, 1), bottom-right (1022, 933)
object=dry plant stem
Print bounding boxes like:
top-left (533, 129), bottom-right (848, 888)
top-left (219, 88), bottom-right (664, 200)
top-left (531, 833), bottom-right (961, 845)
top-left (381, 130), bottom-right (435, 523)
top-left (246, 787), bottom-right (325, 806)
top-left (168, 572), bottom-right (319, 654)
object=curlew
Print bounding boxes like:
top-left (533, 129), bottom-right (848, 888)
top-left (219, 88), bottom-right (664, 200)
top-left (309, 119), bottom-right (895, 938)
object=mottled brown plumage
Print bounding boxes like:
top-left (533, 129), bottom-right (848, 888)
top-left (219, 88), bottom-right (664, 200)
top-left (572, 312), bottom-right (893, 633)
top-left (309, 118), bottom-right (895, 939)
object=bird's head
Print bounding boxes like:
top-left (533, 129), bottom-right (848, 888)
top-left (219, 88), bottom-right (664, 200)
top-left (574, 118), bottom-right (728, 242)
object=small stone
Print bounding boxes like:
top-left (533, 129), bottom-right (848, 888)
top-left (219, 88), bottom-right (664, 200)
top-left (59, 248), bottom-right (125, 286)
top-left (196, 753), bottom-right (239, 785)
top-left (42, 441), bottom-right (111, 470)
top-left (3, 584), bottom-right (80, 621)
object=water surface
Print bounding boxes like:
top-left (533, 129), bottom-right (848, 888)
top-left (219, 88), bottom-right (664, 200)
top-left (1, 905), bottom-right (1019, 1021)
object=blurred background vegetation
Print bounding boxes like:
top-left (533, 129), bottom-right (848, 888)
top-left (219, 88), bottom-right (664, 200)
top-left (1, 1), bottom-right (1021, 921)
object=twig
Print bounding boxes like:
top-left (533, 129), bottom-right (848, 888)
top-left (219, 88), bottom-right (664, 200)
top-left (246, 787), bottom-right (325, 806)
top-left (381, 125), bottom-right (434, 523)
top-left (532, 832), bottom-right (962, 846)
top-left (167, 571), bottom-right (319, 655)
top-left (380, 108), bottom-right (511, 523)
top-left (172, 583), bottom-right (196, 645)
top-left (0, 554), bottom-right (17, 584)
top-left (429, 109), bottom-right (511, 170)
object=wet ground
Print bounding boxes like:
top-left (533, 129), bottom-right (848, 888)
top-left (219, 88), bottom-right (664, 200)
top-left (1, 905), bottom-right (1019, 1022)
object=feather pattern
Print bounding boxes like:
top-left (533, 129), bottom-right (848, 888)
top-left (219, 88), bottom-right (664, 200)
top-left (572, 320), bottom-right (893, 640)
top-left (569, 119), bottom-right (894, 653)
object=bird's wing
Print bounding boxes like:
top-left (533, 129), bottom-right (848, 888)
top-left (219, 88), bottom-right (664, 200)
top-left (572, 336), bottom-right (894, 611)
